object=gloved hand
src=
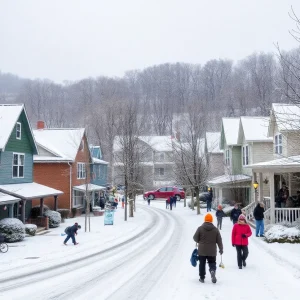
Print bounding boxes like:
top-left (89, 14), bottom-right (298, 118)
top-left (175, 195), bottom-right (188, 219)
top-left (232, 244), bottom-right (235, 247)
top-left (242, 234), bottom-right (247, 238)
top-left (219, 250), bottom-right (223, 255)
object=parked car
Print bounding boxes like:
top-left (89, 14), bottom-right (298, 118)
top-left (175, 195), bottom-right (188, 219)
top-left (199, 192), bottom-right (211, 203)
top-left (144, 186), bottom-right (185, 201)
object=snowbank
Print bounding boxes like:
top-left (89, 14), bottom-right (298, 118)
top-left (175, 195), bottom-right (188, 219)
top-left (265, 225), bottom-right (300, 243)
top-left (0, 218), bottom-right (25, 242)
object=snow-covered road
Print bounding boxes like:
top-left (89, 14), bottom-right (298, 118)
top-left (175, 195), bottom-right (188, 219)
top-left (1, 200), bottom-right (300, 300)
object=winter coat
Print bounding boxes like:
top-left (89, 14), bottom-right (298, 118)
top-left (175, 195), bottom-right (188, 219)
top-left (253, 204), bottom-right (264, 220)
top-left (232, 222), bottom-right (252, 246)
top-left (207, 192), bottom-right (213, 204)
top-left (193, 222), bottom-right (223, 256)
top-left (216, 209), bottom-right (226, 219)
top-left (230, 208), bottom-right (242, 222)
top-left (68, 224), bottom-right (79, 235)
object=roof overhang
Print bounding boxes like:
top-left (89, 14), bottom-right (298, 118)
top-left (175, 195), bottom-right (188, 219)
top-left (208, 174), bottom-right (252, 188)
top-left (0, 192), bottom-right (20, 205)
top-left (0, 182), bottom-right (63, 200)
top-left (73, 184), bottom-right (106, 192)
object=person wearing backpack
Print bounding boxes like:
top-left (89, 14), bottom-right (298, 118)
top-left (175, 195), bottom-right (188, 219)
top-left (64, 223), bottom-right (81, 245)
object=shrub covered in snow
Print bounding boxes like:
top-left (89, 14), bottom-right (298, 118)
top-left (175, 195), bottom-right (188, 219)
top-left (265, 225), bottom-right (300, 243)
top-left (0, 218), bottom-right (25, 242)
top-left (44, 210), bottom-right (61, 228)
top-left (57, 209), bottom-right (70, 223)
top-left (31, 205), bottom-right (50, 218)
top-left (25, 224), bottom-right (37, 236)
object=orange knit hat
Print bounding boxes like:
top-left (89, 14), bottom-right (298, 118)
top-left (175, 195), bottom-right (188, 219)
top-left (204, 213), bottom-right (213, 223)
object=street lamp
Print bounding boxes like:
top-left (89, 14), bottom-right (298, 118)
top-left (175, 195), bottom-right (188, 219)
top-left (253, 181), bottom-right (259, 190)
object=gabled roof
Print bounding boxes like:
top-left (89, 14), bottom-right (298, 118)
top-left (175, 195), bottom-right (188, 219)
top-left (90, 145), bottom-right (102, 159)
top-left (205, 132), bottom-right (223, 153)
top-left (92, 157), bottom-right (109, 165)
top-left (33, 128), bottom-right (85, 162)
top-left (268, 103), bottom-right (300, 135)
top-left (246, 155), bottom-right (300, 170)
top-left (221, 118), bottom-right (240, 147)
top-left (0, 104), bottom-right (38, 153)
top-left (239, 117), bottom-right (272, 143)
top-left (208, 174), bottom-right (251, 186)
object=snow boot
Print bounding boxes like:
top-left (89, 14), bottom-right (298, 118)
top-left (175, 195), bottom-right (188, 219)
top-left (239, 266), bottom-right (242, 269)
top-left (243, 260), bottom-right (246, 267)
top-left (199, 278), bottom-right (204, 283)
top-left (63, 243), bottom-right (67, 246)
top-left (210, 271), bottom-right (217, 283)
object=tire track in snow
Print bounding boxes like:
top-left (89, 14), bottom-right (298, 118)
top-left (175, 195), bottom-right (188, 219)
top-left (0, 205), bottom-right (159, 294)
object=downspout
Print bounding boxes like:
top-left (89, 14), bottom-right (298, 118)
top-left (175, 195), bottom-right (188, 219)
top-left (68, 162), bottom-right (72, 209)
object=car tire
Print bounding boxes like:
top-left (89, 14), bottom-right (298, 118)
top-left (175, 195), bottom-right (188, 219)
top-left (148, 194), bottom-right (155, 200)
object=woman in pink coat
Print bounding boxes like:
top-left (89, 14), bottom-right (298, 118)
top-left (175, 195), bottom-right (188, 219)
top-left (231, 214), bottom-right (252, 269)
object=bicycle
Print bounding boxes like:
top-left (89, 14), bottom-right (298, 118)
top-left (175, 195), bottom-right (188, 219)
top-left (0, 235), bottom-right (8, 253)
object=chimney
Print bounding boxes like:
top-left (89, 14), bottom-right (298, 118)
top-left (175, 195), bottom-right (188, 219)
top-left (37, 121), bottom-right (45, 130)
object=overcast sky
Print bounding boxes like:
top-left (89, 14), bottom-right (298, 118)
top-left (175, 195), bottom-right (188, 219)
top-left (1, 0), bottom-right (300, 82)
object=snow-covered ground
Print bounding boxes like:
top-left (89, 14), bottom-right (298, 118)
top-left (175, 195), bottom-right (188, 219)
top-left (0, 198), bottom-right (299, 300)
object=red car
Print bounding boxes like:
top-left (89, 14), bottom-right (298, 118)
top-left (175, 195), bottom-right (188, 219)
top-left (144, 186), bottom-right (185, 201)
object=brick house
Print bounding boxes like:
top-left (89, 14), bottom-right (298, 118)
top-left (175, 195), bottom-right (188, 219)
top-left (32, 122), bottom-right (104, 212)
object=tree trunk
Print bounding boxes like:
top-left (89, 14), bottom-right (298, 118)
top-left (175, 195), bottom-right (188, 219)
top-left (133, 193), bottom-right (136, 212)
top-left (195, 186), bottom-right (200, 215)
top-left (129, 199), bottom-right (134, 217)
top-left (184, 188), bottom-right (187, 207)
top-left (191, 188), bottom-right (194, 210)
top-left (124, 175), bottom-right (128, 221)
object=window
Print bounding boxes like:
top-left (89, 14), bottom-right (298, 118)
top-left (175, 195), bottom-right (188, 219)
top-left (155, 168), bottom-right (164, 177)
top-left (155, 152), bottom-right (165, 161)
top-left (225, 149), bottom-right (230, 165)
top-left (16, 122), bottom-right (21, 140)
top-left (242, 145), bottom-right (249, 166)
top-left (12, 153), bottom-right (24, 178)
top-left (158, 187), bottom-right (167, 192)
top-left (77, 163), bottom-right (86, 179)
top-left (73, 190), bottom-right (84, 207)
top-left (166, 187), bottom-right (173, 191)
top-left (275, 134), bottom-right (282, 154)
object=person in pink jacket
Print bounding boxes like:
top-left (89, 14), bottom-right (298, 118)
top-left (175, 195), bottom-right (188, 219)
top-left (231, 214), bottom-right (252, 269)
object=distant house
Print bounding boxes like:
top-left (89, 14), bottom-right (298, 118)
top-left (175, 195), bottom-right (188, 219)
top-left (90, 145), bottom-right (108, 187)
top-left (0, 105), bottom-right (63, 223)
top-left (112, 136), bottom-right (175, 189)
top-left (33, 123), bottom-right (105, 213)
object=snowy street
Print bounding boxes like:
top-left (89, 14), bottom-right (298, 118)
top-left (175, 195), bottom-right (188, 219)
top-left (1, 199), bottom-right (300, 300)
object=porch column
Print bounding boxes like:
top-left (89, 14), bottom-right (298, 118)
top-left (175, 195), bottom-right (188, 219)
top-left (219, 188), bottom-right (223, 205)
top-left (54, 196), bottom-right (58, 211)
top-left (40, 198), bottom-right (44, 216)
top-left (258, 172), bottom-right (263, 203)
top-left (8, 203), bottom-right (14, 218)
top-left (288, 173), bottom-right (292, 194)
top-left (21, 200), bottom-right (26, 223)
top-left (269, 172), bottom-right (275, 224)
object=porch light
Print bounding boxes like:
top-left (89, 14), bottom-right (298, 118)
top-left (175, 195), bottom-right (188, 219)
top-left (208, 187), bottom-right (211, 191)
top-left (253, 181), bottom-right (259, 190)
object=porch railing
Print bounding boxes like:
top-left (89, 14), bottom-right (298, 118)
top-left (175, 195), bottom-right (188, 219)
top-left (263, 197), bottom-right (270, 210)
top-left (264, 208), bottom-right (271, 225)
top-left (275, 208), bottom-right (300, 224)
top-left (243, 201), bottom-right (256, 223)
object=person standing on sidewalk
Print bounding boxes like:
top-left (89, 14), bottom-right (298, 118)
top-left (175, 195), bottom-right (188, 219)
top-left (193, 213), bottom-right (223, 284)
top-left (64, 223), bottom-right (81, 245)
top-left (206, 190), bottom-right (213, 212)
top-left (232, 214), bottom-right (252, 269)
top-left (215, 205), bottom-right (226, 230)
top-left (230, 204), bottom-right (242, 224)
top-left (173, 195), bottom-right (177, 208)
top-left (253, 202), bottom-right (265, 237)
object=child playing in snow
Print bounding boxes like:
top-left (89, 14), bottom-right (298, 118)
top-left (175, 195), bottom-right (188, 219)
top-left (215, 205), bottom-right (226, 230)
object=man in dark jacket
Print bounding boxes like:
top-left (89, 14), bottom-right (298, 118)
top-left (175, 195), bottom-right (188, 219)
top-left (64, 223), bottom-right (81, 245)
top-left (206, 189), bottom-right (213, 212)
top-left (193, 213), bottom-right (223, 284)
top-left (253, 202), bottom-right (265, 237)
top-left (230, 204), bottom-right (242, 224)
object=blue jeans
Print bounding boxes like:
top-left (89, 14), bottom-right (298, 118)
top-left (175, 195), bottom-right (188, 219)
top-left (64, 234), bottom-right (76, 244)
top-left (207, 202), bottom-right (212, 212)
top-left (256, 220), bottom-right (264, 236)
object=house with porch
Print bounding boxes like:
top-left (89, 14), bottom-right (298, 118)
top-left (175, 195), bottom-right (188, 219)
top-left (245, 103), bottom-right (300, 225)
top-left (0, 104), bottom-right (63, 224)
top-left (33, 122), bottom-right (105, 213)
top-left (208, 117), bottom-right (273, 207)
top-left (90, 145), bottom-right (108, 187)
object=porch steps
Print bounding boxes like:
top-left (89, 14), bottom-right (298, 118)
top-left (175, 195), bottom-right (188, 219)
top-left (35, 227), bottom-right (50, 235)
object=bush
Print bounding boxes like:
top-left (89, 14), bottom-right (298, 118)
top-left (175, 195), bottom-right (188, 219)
top-left (31, 205), bottom-right (50, 218)
top-left (265, 224), bottom-right (300, 243)
top-left (0, 218), bottom-right (25, 242)
top-left (44, 210), bottom-right (61, 228)
top-left (71, 208), bottom-right (77, 218)
top-left (25, 224), bottom-right (37, 236)
top-left (57, 209), bottom-right (70, 222)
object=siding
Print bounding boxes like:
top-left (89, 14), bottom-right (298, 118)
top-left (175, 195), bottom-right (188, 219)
top-left (231, 146), bottom-right (242, 175)
top-left (286, 132), bottom-right (300, 156)
top-left (0, 151), bottom-right (33, 184)
top-left (37, 145), bottom-right (56, 156)
top-left (252, 142), bottom-right (273, 164)
top-left (91, 164), bottom-right (108, 186)
top-left (208, 153), bottom-right (224, 179)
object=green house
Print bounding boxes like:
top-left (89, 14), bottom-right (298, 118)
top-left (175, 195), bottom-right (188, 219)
top-left (0, 104), bottom-right (63, 223)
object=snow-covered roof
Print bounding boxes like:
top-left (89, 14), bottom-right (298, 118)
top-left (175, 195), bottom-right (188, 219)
top-left (92, 158), bottom-right (109, 165)
top-left (247, 155), bottom-right (300, 170)
top-left (240, 117), bottom-right (272, 142)
top-left (139, 136), bottom-right (173, 152)
top-left (0, 182), bottom-right (63, 200)
top-left (271, 103), bottom-right (300, 132)
top-left (0, 192), bottom-right (20, 204)
top-left (206, 132), bottom-right (223, 153)
top-left (33, 128), bottom-right (85, 161)
top-left (33, 155), bottom-right (72, 163)
top-left (222, 118), bottom-right (240, 146)
top-left (73, 184), bottom-right (106, 192)
top-left (208, 174), bottom-right (251, 186)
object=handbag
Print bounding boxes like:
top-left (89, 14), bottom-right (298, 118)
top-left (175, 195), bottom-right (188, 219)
top-left (190, 243), bottom-right (199, 267)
